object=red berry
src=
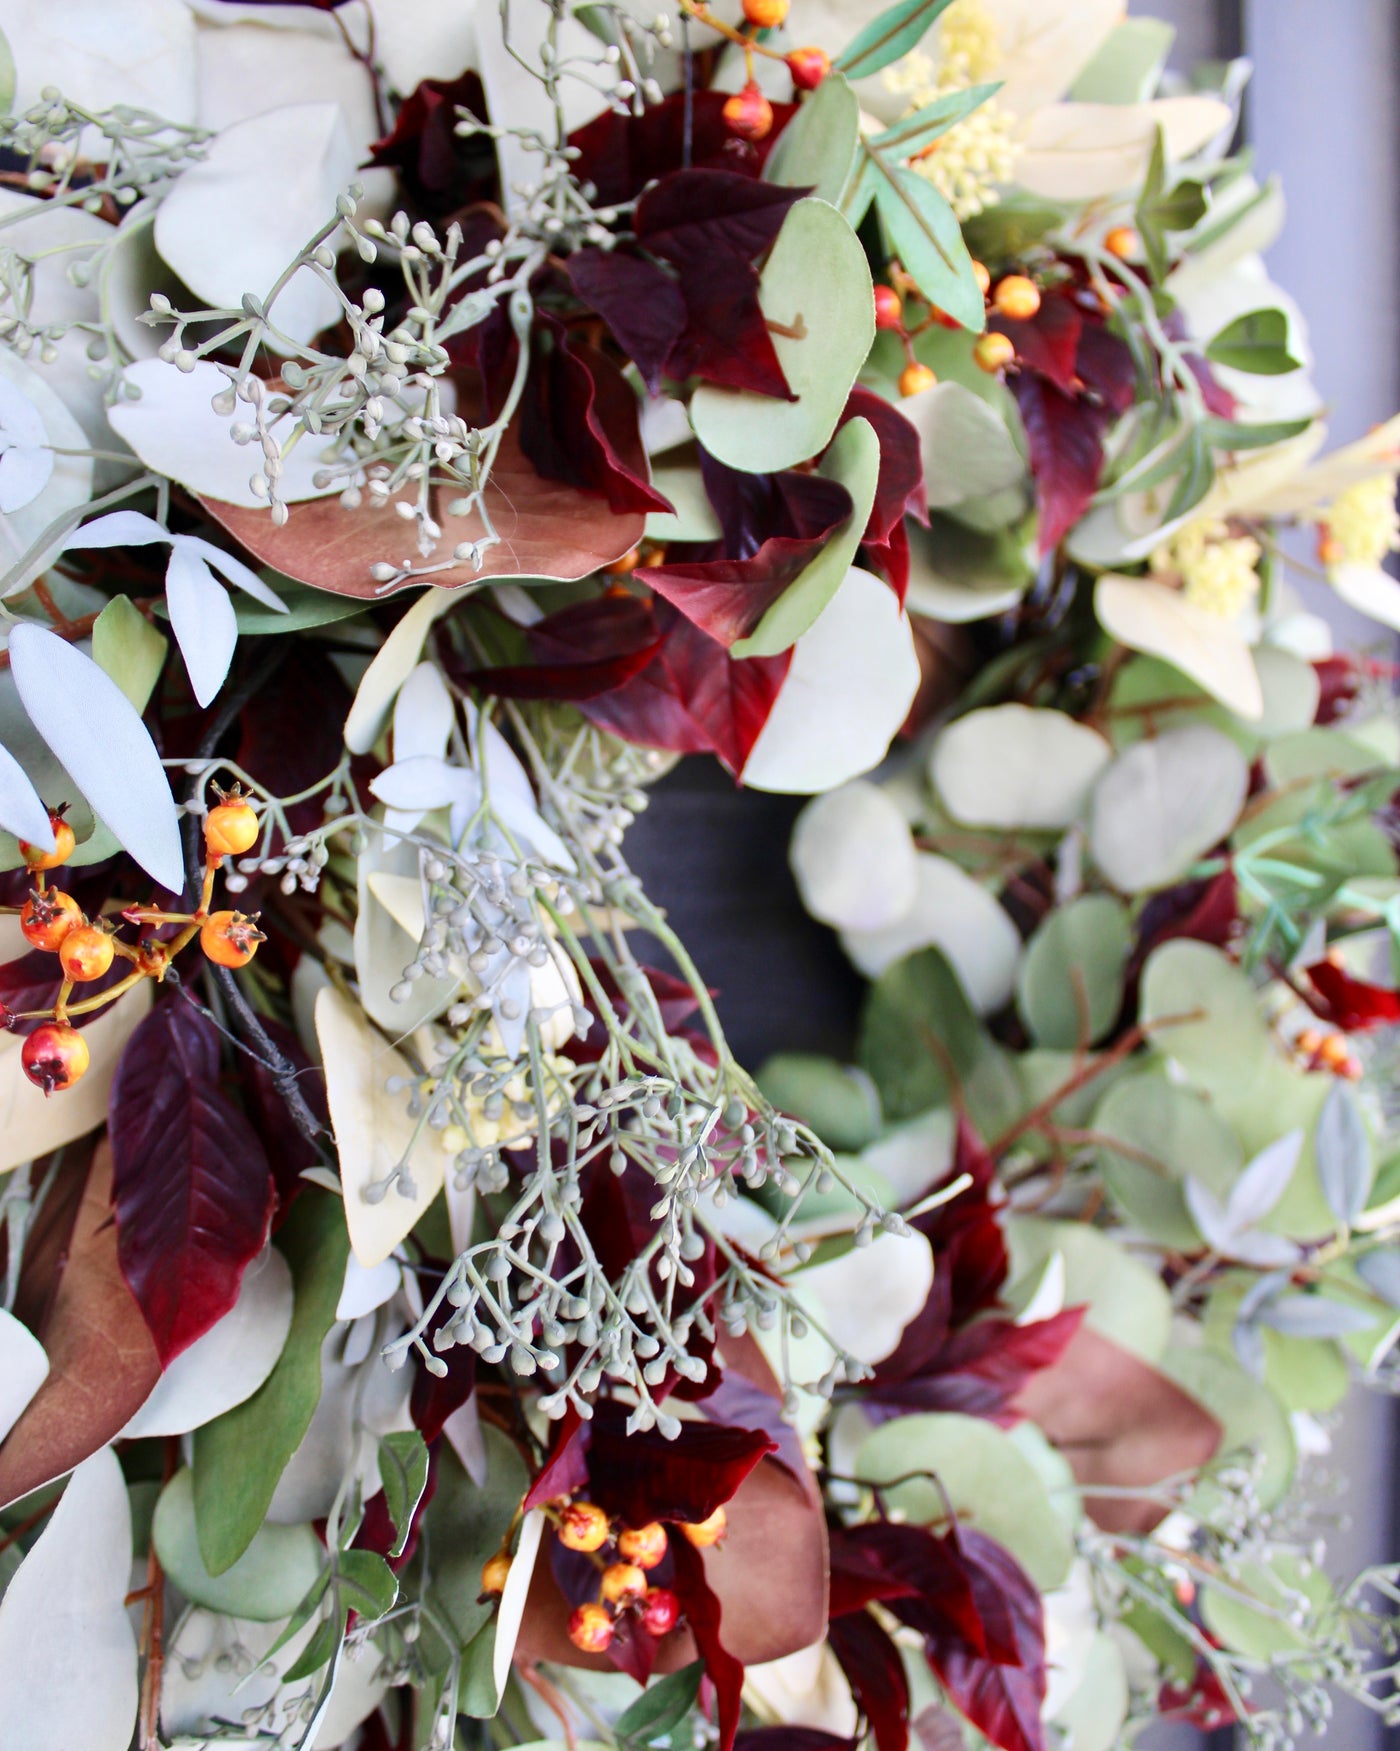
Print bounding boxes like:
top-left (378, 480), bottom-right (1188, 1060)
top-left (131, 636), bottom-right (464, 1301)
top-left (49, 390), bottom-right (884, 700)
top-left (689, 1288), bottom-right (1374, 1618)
top-left (639, 1587), bottom-right (681, 1637)
top-left (786, 47), bottom-right (830, 90)
top-left (568, 1602), bottom-right (615, 1653)
top-left (204, 794), bottom-right (260, 859)
top-left (873, 285), bottom-right (903, 332)
top-left (200, 910), bottom-right (265, 969)
top-left (722, 81), bottom-right (773, 143)
top-left (679, 1506), bottom-right (727, 1548)
top-left (617, 1522), bottom-right (668, 1570)
top-left (21, 1023), bottom-right (90, 1095)
top-left (19, 888), bottom-right (83, 953)
top-left (19, 810), bottom-right (75, 871)
top-left (58, 925), bottom-right (114, 983)
top-left (557, 1500), bottom-right (611, 1553)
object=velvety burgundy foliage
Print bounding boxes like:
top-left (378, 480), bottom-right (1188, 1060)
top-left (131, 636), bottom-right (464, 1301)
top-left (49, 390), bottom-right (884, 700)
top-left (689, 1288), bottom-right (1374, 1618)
top-left (1303, 959), bottom-right (1400, 1030)
top-left (828, 1607), bottom-right (910, 1751)
top-left (734, 1733), bottom-right (854, 1751)
top-left (670, 1536), bottom-right (746, 1751)
top-left (109, 1000), bottom-right (275, 1364)
top-left (567, 169), bottom-right (806, 398)
top-left (568, 91), bottom-right (795, 207)
top-left (366, 73), bottom-right (490, 203)
top-left (581, 1402), bottom-right (776, 1526)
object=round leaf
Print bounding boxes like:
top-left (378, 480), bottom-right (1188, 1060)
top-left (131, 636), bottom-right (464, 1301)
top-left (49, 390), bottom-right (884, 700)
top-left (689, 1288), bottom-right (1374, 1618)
top-left (1089, 723), bottom-right (1248, 892)
top-left (1017, 894), bottom-right (1131, 1049)
top-left (1095, 574), bottom-right (1263, 719)
top-left (855, 1411), bottom-right (1075, 1589)
top-left (1092, 1073), bottom-right (1242, 1249)
top-left (690, 199), bottom-right (875, 473)
top-left (1007, 1216), bottom-right (1172, 1360)
top-left (790, 780), bottom-right (918, 932)
top-left (154, 1468), bottom-right (322, 1621)
top-left (930, 705), bottom-right (1111, 831)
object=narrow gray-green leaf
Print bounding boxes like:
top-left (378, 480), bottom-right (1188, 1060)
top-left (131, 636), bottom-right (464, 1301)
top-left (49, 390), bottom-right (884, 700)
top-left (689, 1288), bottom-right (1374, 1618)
top-left (834, 0), bottom-right (954, 79)
top-left (872, 81), bottom-right (1001, 158)
top-left (1357, 1250), bottom-right (1400, 1308)
top-left (1315, 1082), bottom-right (1373, 1225)
top-left (616, 1661), bottom-right (706, 1746)
top-left (871, 159), bottom-right (984, 331)
top-left (8, 623), bottom-right (183, 891)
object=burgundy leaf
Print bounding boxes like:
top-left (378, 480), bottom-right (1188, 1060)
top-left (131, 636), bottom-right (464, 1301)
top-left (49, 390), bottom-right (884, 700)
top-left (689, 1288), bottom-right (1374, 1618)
top-left (829, 1522), bottom-right (985, 1654)
top-left (524, 1407), bottom-right (591, 1511)
top-left (583, 1403), bottom-right (775, 1526)
top-left (109, 1001), bottom-right (275, 1364)
top-left (735, 1733), bottom-right (854, 1751)
top-left (366, 73), bottom-right (488, 198)
top-left (567, 250), bottom-right (688, 396)
top-left (638, 532), bottom-right (847, 646)
top-left (671, 1536), bottom-right (746, 1751)
top-left (462, 592), bottom-right (666, 702)
top-left (840, 388), bottom-right (927, 601)
top-left (921, 1528), bottom-right (1047, 1751)
top-left (236, 645), bottom-right (354, 839)
top-left (1314, 655), bottom-right (1359, 723)
top-left (1132, 868), bottom-right (1238, 967)
top-left (694, 1370), bottom-right (807, 1484)
top-left (828, 1610), bottom-right (910, 1751)
top-left (409, 1299), bottom-right (477, 1445)
top-left (639, 170), bottom-right (805, 266)
top-left (1012, 373), bottom-right (1111, 556)
top-left (568, 92), bottom-right (795, 207)
top-left (1183, 352), bottom-right (1237, 419)
top-left (1302, 958), bottom-right (1400, 1030)
top-left (1073, 318), bottom-right (1137, 414)
top-left (991, 294), bottom-right (1083, 394)
top-left (699, 449), bottom-right (854, 560)
top-left (866, 1309), bottom-right (1086, 1421)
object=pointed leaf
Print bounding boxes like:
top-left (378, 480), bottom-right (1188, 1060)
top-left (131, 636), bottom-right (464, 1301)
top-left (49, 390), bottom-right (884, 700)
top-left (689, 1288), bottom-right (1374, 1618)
top-left (835, 0), bottom-right (954, 79)
top-left (615, 1660), bottom-right (706, 1746)
top-left (1314, 1082), bottom-right (1372, 1225)
top-left (0, 736), bottom-right (53, 847)
top-left (8, 624), bottom-right (184, 891)
top-left (164, 541), bottom-right (238, 707)
top-left (1227, 1130), bottom-right (1305, 1232)
top-left (378, 1428), bottom-right (430, 1560)
top-left (871, 160), bottom-right (984, 332)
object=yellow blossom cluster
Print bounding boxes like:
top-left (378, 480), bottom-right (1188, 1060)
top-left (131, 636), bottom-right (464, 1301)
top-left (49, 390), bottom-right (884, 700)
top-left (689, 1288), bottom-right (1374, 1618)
top-left (1150, 518), bottom-right (1262, 621)
top-left (1317, 475), bottom-right (1400, 571)
top-left (883, 1), bottom-right (1021, 220)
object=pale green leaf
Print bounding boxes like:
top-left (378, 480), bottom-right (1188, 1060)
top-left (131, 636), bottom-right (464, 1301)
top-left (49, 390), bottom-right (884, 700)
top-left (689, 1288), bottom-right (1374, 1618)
top-left (91, 595), bottom-right (167, 711)
top-left (834, 0), bottom-right (953, 79)
top-left (1017, 894), bottom-right (1131, 1050)
top-left (763, 71), bottom-right (859, 207)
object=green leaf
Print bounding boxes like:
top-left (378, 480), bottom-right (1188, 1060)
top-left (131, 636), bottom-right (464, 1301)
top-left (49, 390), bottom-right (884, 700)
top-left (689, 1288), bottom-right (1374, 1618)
top-left (856, 1411), bottom-right (1075, 1588)
top-left (1160, 1348), bottom-right (1295, 1510)
top-left (0, 27), bottom-right (13, 117)
top-left (615, 1662), bottom-right (706, 1746)
top-left (378, 1429), bottom-right (430, 1560)
top-left (834, 0), bottom-right (953, 80)
top-left (233, 580), bottom-right (375, 634)
top-left (871, 81), bottom-right (1001, 159)
top-left (338, 1548), bottom-right (399, 1621)
top-left (1205, 308), bottom-right (1304, 376)
top-left (854, 952), bottom-right (1015, 1127)
top-left (1202, 413), bottom-right (1314, 453)
top-left (1200, 1555), bottom-right (1331, 1662)
top-left (1314, 1081), bottom-right (1373, 1226)
top-left (755, 1054), bottom-right (881, 1151)
top-left (192, 1192), bottom-right (350, 1575)
top-left (960, 195), bottom-right (1068, 265)
top-left (1093, 1073), bottom-right (1242, 1250)
top-left (690, 199), bottom-right (874, 474)
top-left (1016, 894), bottom-right (1131, 1050)
top-left (1007, 1215), bottom-right (1173, 1360)
top-left (419, 1431), bottom-right (529, 1683)
top-left (1134, 125), bottom-right (1209, 283)
top-left (90, 595), bottom-right (168, 711)
top-left (1071, 18), bottom-right (1175, 103)
top-left (869, 157), bottom-right (985, 331)
top-left (1162, 422), bottom-right (1215, 521)
top-left (763, 72), bottom-right (860, 208)
top-left (731, 415), bottom-right (880, 656)
top-left (152, 1468), bottom-right (323, 1622)
top-left (281, 1611), bottom-right (344, 1684)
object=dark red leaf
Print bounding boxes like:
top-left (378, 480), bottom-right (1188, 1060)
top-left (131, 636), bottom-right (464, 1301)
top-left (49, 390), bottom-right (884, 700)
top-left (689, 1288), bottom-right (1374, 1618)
top-left (1012, 373), bottom-right (1110, 556)
top-left (1183, 353), bottom-right (1237, 419)
top-left (992, 294), bottom-right (1083, 394)
top-left (461, 592), bottom-right (666, 701)
top-left (409, 1300), bottom-right (477, 1445)
top-left (582, 1402), bottom-right (775, 1525)
top-left (735, 1733), bottom-right (854, 1751)
top-left (866, 1309), bottom-right (1086, 1421)
top-left (829, 1610), bottom-right (910, 1751)
top-left (829, 1522), bottom-right (985, 1653)
top-left (523, 1407), bottom-right (591, 1511)
top-left (1073, 318), bottom-right (1137, 414)
top-left (366, 73), bottom-right (488, 199)
top-left (638, 532), bottom-right (846, 646)
top-left (639, 170), bottom-right (804, 267)
top-left (569, 95), bottom-right (796, 207)
top-left (1132, 868), bottom-right (1238, 966)
top-left (109, 1001), bottom-right (275, 1364)
top-left (671, 1536), bottom-right (745, 1751)
top-left (921, 1528), bottom-right (1047, 1751)
top-left (840, 388), bottom-right (927, 601)
top-left (1313, 655), bottom-right (1360, 723)
top-left (576, 600), bottom-right (791, 776)
top-left (699, 448), bottom-right (854, 560)
top-left (567, 250), bottom-right (689, 397)
top-left (1302, 958), bottom-right (1400, 1030)
top-left (694, 1370), bottom-right (808, 1484)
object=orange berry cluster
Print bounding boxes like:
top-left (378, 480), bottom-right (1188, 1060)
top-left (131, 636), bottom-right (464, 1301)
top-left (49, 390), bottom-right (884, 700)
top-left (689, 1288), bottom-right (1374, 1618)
top-left (884, 261), bottom-right (1050, 397)
top-left (1294, 1028), bottom-right (1363, 1081)
top-left (6, 789), bottom-right (267, 1095)
top-left (511, 1497), bottom-right (727, 1654)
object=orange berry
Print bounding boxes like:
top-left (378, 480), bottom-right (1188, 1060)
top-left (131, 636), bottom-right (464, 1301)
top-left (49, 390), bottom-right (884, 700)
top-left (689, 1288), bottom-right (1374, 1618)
top-left (873, 286), bottom-right (903, 332)
top-left (971, 260), bottom-right (991, 297)
top-left (639, 1587), bottom-right (681, 1636)
top-left (679, 1506), bottom-right (727, 1548)
top-left (786, 46), bottom-right (830, 90)
top-left (992, 274), bottom-right (1041, 320)
top-left (203, 795), bottom-right (260, 859)
top-left (600, 1562), bottom-right (648, 1606)
top-left (21, 1022), bottom-right (90, 1095)
top-left (617, 1522), bottom-right (668, 1570)
top-left (568, 1602), bottom-right (615, 1654)
top-left (19, 811), bottom-right (75, 872)
top-left (722, 81), bottom-right (773, 143)
top-left (603, 546), bottom-right (641, 576)
top-left (973, 331), bottom-right (1016, 374)
top-left (743, 0), bottom-right (787, 25)
top-left (58, 924), bottom-right (114, 983)
top-left (898, 361), bottom-right (937, 397)
top-left (1319, 1034), bottom-right (1352, 1071)
top-left (19, 888), bottom-right (83, 953)
top-left (481, 1552), bottom-right (512, 1596)
top-left (199, 910), bottom-right (266, 969)
top-left (557, 1500), bottom-right (611, 1553)
top-left (1295, 1028), bottom-right (1323, 1056)
top-left (1104, 225), bottom-right (1139, 260)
